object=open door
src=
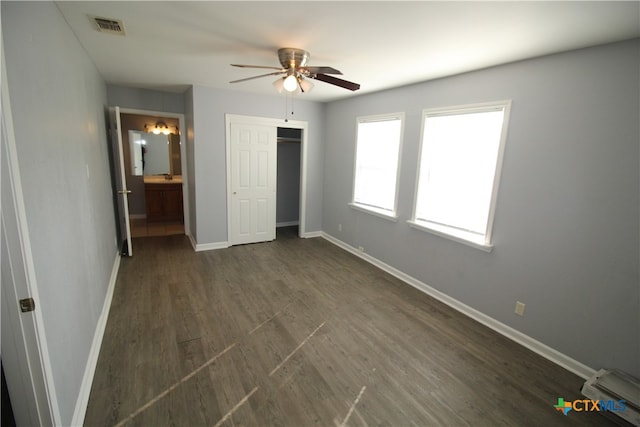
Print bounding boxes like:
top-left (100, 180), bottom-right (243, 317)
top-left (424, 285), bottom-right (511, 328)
top-left (109, 106), bottom-right (132, 256)
top-left (2, 45), bottom-right (60, 424)
top-left (226, 114), bottom-right (310, 243)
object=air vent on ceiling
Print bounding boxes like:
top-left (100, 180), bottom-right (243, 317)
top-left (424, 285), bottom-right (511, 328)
top-left (92, 16), bottom-right (126, 35)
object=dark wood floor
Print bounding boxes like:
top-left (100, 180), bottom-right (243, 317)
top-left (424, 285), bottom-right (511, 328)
top-left (85, 227), bottom-right (615, 426)
top-left (130, 217), bottom-right (184, 238)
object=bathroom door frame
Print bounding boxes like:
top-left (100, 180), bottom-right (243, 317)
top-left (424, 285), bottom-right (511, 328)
top-left (118, 108), bottom-right (190, 239)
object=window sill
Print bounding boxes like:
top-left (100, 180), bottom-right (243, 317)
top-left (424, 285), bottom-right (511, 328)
top-left (349, 203), bottom-right (398, 222)
top-left (407, 220), bottom-right (493, 253)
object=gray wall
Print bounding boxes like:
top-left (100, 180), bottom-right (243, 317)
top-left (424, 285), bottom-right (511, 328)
top-left (107, 85), bottom-right (185, 114)
top-left (2, 2), bottom-right (117, 423)
top-left (322, 39), bottom-right (640, 376)
top-left (189, 86), bottom-right (325, 245)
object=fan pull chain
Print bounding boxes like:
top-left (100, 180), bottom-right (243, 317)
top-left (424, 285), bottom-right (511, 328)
top-left (284, 94), bottom-right (288, 122)
top-left (284, 93), bottom-right (295, 123)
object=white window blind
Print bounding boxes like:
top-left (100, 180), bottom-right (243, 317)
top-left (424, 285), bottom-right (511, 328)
top-left (412, 102), bottom-right (510, 247)
top-left (352, 114), bottom-right (403, 215)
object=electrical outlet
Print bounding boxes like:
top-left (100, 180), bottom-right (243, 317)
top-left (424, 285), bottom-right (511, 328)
top-left (338, 223), bottom-right (342, 232)
top-left (515, 301), bottom-right (526, 316)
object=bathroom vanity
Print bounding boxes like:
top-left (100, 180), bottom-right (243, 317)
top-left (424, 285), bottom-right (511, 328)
top-left (144, 176), bottom-right (183, 222)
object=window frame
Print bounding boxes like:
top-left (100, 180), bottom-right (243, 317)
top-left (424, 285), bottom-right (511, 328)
top-left (350, 112), bottom-right (405, 221)
top-left (408, 100), bottom-right (512, 251)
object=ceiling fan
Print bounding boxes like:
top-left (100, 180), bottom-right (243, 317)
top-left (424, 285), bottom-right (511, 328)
top-left (230, 48), bottom-right (360, 93)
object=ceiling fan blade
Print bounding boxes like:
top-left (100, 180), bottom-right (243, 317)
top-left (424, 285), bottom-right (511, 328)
top-left (312, 73), bottom-right (360, 91)
top-left (231, 64), bottom-right (285, 71)
top-left (304, 66), bottom-right (342, 75)
top-left (230, 71), bottom-right (284, 84)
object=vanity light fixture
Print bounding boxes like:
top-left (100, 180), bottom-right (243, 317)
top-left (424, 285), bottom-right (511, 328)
top-left (145, 121), bottom-right (171, 135)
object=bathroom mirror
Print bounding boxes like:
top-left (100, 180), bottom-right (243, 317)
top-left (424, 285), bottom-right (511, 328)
top-left (129, 130), bottom-right (181, 176)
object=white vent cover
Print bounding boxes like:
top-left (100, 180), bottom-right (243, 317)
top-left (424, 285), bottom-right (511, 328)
top-left (92, 16), bottom-right (126, 35)
top-left (581, 369), bottom-right (640, 426)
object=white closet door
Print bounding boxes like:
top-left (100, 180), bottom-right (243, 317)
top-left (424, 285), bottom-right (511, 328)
top-left (229, 122), bottom-right (277, 245)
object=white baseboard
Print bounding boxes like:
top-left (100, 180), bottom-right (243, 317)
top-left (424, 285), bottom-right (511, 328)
top-left (301, 231), bottom-right (323, 238)
top-left (71, 251), bottom-right (121, 426)
top-left (321, 232), bottom-right (595, 380)
top-left (190, 229), bottom-right (317, 250)
top-left (193, 238), bottom-right (229, 252)
top-left (188, 233), bottom-right (198, 251)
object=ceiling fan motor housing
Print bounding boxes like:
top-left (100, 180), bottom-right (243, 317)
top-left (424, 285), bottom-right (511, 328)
top-left (278, 48), bottom-right (310, 69)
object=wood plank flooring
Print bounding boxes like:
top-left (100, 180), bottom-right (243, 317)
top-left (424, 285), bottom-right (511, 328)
top-left (84, 227), bottom-right (617, 426)
top-left (130, 217), bottom-right (184, 238)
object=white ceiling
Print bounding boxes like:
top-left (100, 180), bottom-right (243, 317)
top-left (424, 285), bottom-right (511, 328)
top-left (56, 1), bottom-right (640, 102)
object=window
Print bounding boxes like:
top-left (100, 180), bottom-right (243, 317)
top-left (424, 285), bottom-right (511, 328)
top-left (409, 101), bottom-right (511, 250)
top-left (351, 113), bottom-right (404, 219)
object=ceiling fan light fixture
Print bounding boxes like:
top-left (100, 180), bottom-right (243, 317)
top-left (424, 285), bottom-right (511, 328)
top-left (283, 74), bottom-right (298, 92)
top-left (273, 77), bottom-right (285, 93)
top-left (298, 77), bottom-right (313, 93)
